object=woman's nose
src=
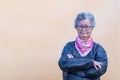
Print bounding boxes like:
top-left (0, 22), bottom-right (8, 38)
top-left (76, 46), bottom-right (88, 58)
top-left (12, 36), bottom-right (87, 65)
top-left (81, 27), bottom-right (86, 31)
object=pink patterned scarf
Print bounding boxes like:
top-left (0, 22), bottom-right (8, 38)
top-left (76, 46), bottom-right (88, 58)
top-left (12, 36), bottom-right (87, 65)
top-left (75, 36), bottom-right (93, 57)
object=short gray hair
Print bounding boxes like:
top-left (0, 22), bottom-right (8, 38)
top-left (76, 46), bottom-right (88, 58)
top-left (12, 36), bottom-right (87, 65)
top-left (74, 12), bottom-right (95, 28)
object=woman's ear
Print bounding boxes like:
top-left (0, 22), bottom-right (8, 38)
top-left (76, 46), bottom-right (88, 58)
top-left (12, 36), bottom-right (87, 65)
top-left (75, 27), bottom-right (78, 31)
top-left (91, 27), bottom-right (94, 30)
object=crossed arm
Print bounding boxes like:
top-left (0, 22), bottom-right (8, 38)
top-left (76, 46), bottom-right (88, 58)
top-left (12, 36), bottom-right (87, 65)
top-left (58, 43), bottom-right (108, 79)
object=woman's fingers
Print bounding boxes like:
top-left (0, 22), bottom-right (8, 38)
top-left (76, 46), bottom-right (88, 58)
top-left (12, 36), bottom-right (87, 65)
top-left (94, 61), bottom-right (103, 70)
top-left (94, 64), bottom-right (99, 70)
top-left (67, 54), bottom-right (74, 58)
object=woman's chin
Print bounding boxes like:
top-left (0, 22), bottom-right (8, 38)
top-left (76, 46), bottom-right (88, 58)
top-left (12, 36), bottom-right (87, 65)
top-left (79, 35), bottom-right (89, 40)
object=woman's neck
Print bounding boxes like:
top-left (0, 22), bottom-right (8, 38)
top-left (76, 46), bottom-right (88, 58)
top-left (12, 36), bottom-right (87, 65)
top-left (79, 36), bottom-right (90, 41)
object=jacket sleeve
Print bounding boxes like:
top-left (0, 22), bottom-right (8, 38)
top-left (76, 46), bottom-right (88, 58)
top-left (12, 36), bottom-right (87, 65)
top-left (60, 58), bottom-right (94, 72)
top-left (58, 42), bottom-right (94, 72)
top-left (84, 44), bottom-right (108, 79)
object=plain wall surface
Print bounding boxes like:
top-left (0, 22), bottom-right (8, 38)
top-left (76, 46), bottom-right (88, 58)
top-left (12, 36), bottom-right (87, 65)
top-left (0, 0), bottom-right (120, 80)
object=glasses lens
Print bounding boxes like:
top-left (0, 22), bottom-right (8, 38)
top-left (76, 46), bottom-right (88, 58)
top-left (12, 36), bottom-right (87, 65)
top-left (78, 25), bottom-right (92, 30)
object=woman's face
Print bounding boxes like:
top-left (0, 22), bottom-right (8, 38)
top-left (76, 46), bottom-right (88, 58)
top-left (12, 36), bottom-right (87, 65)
top-left (76, 19), bottom-right (93, 40)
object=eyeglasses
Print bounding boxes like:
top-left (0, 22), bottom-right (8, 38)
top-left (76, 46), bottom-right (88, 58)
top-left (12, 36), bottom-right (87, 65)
top-left (77, 25), bottom-right (93, 30)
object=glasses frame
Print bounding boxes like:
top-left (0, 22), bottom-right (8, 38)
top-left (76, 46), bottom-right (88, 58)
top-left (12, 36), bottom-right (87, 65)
top-left (77, 25), bottom-right (93, 30)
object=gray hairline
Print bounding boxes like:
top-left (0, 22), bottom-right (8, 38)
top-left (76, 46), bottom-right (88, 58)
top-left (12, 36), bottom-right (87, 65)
top-left (74, 12), bottom-right (95, 28)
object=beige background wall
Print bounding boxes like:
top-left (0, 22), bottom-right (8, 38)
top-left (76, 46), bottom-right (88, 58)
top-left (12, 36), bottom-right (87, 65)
top-left (0, 0), bottom-right (120, 80)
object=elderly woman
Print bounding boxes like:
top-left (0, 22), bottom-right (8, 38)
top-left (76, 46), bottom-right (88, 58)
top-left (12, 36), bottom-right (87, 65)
top-left (58, 12), bottom-right (108, 80)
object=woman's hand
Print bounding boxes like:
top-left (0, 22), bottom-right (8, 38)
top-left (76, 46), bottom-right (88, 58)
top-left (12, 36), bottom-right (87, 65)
top-left (94, 61), bottom-right (103, 70)
top-left (67, 54), bottom-right (74, 58)
top-left (67, 54), bottom-right (103, 70)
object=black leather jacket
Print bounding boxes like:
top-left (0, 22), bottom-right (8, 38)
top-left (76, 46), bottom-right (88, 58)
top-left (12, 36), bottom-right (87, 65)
top-left (58, 41), bottom-right (108, 80)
